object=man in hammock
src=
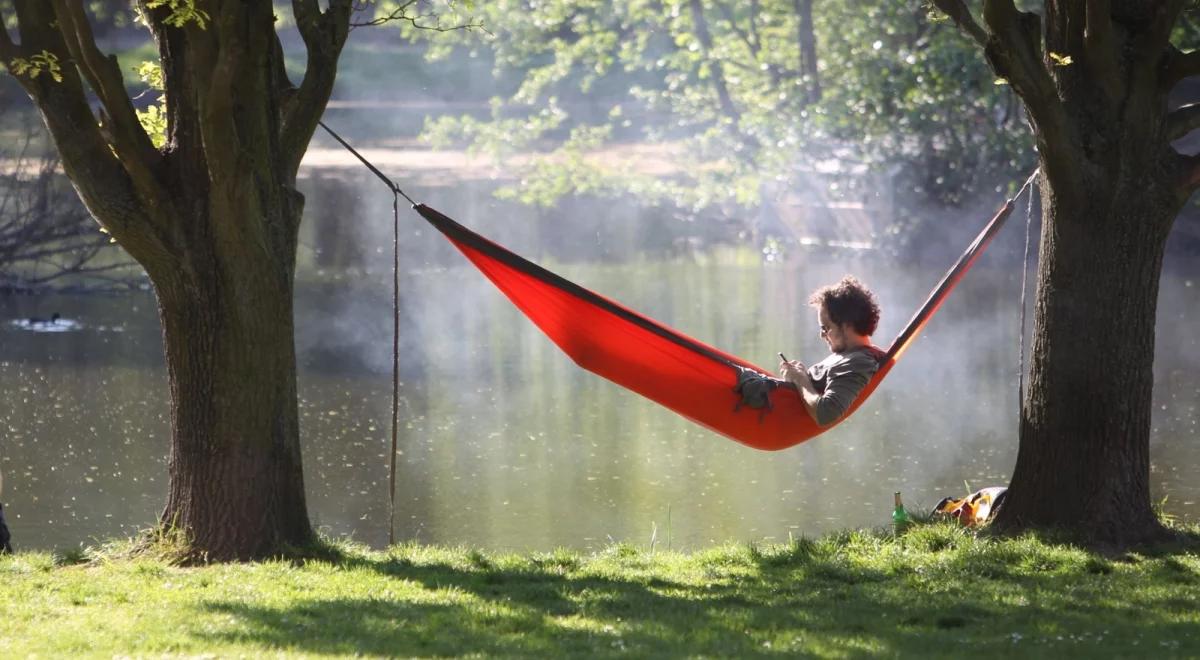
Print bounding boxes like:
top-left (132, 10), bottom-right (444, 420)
top-left (779, 276), bottom-right (886, 427)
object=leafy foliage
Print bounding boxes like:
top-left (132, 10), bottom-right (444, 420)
top-left (142, 0), bottom-right (210, 29)
top-left (401, 0), bottom-right (1036, 218)
top-left (5, 50), bottom-right (63, 82)
top-left (134, 61), bottom-right (167, 148)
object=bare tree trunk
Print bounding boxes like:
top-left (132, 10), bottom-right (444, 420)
top-left (994, 168), bottom-right (1176, 546)
top-left (154, 205), bottom-right (313, 559)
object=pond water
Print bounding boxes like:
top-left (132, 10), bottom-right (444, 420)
top-left (1, 192), bottom-right (1197, 552)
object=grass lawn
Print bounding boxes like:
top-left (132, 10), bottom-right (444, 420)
top-left (1, 523), bottom-right (1198, 658)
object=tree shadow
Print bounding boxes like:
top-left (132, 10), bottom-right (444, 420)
top-left (189, 537), bottom-right (1200, 656)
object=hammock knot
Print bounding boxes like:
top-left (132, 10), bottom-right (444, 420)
top-left (731, 367), bottom-right (782, 421)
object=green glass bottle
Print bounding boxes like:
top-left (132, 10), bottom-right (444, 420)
top-left (892, 492), bottom-right (911, 533)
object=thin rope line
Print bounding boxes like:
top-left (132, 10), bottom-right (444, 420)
top-left (317, 121), bottom-right (417, 207)
top-left (317, 119), bottom-right (408, 546)
top-left (389, 191), bottom-right (400, 547)
top-left (1017, 174), bottom-right (1038, 422)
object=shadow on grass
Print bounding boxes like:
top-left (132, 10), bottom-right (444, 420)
top-left (191, 529), bottom-right (1200, 656)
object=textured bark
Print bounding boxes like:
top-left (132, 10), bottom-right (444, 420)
top-left (997, 168), bottom-right (1178, 547)
top-left (155, 193), bottom-right (311, 560)
top-left (929, 0), bottom-right (1195, 549)
top-left (2, 0), bottom-right (351, 561)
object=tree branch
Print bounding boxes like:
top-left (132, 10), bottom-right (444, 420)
top-left (1142, 0), bottom-right (1186, 67)
top-left (1168, 102), bottom-right (1200, 141)
top-left (281, 0), bottom-right (352, 179)
top-left (980, 0), bottom-right (1067, 135)
top-left (793, 0), bottom-right (820, 105)
top-left (348, 0), bottom-right (485, 31)
top-left (687, 0), bottom-right (758, 151)
top-left (7, 0), bottom-right (171, 268)
top-left (715, 2), bottom-right (759, 58)
top-left (928, 0), bottom-right (988, 48)
top-left (200, 1), bottom-right (245, 187)
top-left (49, 1), bottom-right (166, 198)
top-left (1083, 0), bottom-right (1122, 99)
top-left (933, 0), bottom-right (1078, 201)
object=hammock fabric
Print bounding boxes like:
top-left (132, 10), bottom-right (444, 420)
top-left (415, 199), bottom-right (1018, 451)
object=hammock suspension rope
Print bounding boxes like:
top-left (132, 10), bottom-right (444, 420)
top-left (317, 121), bottom-right (410, 545)
top-left (1017, 173), bottom-right (1039, 423)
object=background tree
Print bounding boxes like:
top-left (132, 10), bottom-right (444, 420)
top-left (0, 0), bottom-right (420, 561)
top-left (930, 0), bottom-right (1200, 548)
top-left (414, 0), bottom-right (1033, 219)
top-left (1, 89), bottom-right (138, 292)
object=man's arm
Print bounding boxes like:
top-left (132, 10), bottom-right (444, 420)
top-left (779, 360), bottom-right (824, 424)
top-left (781, 354), bottom-right (879, 427)
top-left (811, 365), bottom-right (871, 427)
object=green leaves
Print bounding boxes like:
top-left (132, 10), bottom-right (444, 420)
top-left (143, 0), bottom-right (210, 29)
top-left (133, 61), bottom-right (167, 148)
top-left (405, 0), bottom-right (1032, 215)
top-left (136, 105), bottom-right (167, 149)
top-left (6, 50), bottom-right (64, 83)
top-left (136, 61), bottom-right (164, 91)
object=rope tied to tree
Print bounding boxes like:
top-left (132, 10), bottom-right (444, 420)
top-left (1017, 170), bottom-right (1039, 423)
top-left (317, 120), bottom-right (416, 546)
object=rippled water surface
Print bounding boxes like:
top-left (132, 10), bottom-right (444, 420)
top-left (2, 197), bottom-right (1197, 552)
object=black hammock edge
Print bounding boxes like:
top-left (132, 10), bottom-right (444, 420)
top-left (414, 203), bottom-right (750, 373)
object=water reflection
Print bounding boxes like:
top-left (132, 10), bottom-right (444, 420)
top-left (1, 229), bottom-right (1197, 552)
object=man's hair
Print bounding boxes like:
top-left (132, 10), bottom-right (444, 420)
top-left (809, 275), bottom-right (880, 337)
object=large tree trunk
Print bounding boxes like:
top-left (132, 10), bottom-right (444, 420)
top-left (153, 198), bottom-right (314, 561)
top-left (0, 0), bottom-right (352, 561)
top-left (993, 166), bottom-right (1178, 547)
top-left (926, 0), bottom-right (1200, 550)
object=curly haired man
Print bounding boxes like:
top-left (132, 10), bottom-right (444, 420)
top-left (779, 275), bottom-right (886, 427)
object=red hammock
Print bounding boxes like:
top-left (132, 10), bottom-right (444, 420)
top-left (416, 199), bottom-right (1018, 451)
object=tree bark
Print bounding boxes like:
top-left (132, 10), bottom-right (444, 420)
top-left (994, 167), bottom-right (1177, 547)
top-left (154, 197), bottom-right (313, 561)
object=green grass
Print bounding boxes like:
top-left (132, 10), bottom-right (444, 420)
top-left (2, 524), bottom-right (1198, 658)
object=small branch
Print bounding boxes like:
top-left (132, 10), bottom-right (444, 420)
top-left (282, 0), bottom-right (353, 178)
top-left (715, 3), bottom-right (759, 58)
top-left (1168, 103), bottom-right (1200, 141)
top-left (928, 0), bottom-right (988, 48)
top-left (349, 0), bottom-right (486, 32)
